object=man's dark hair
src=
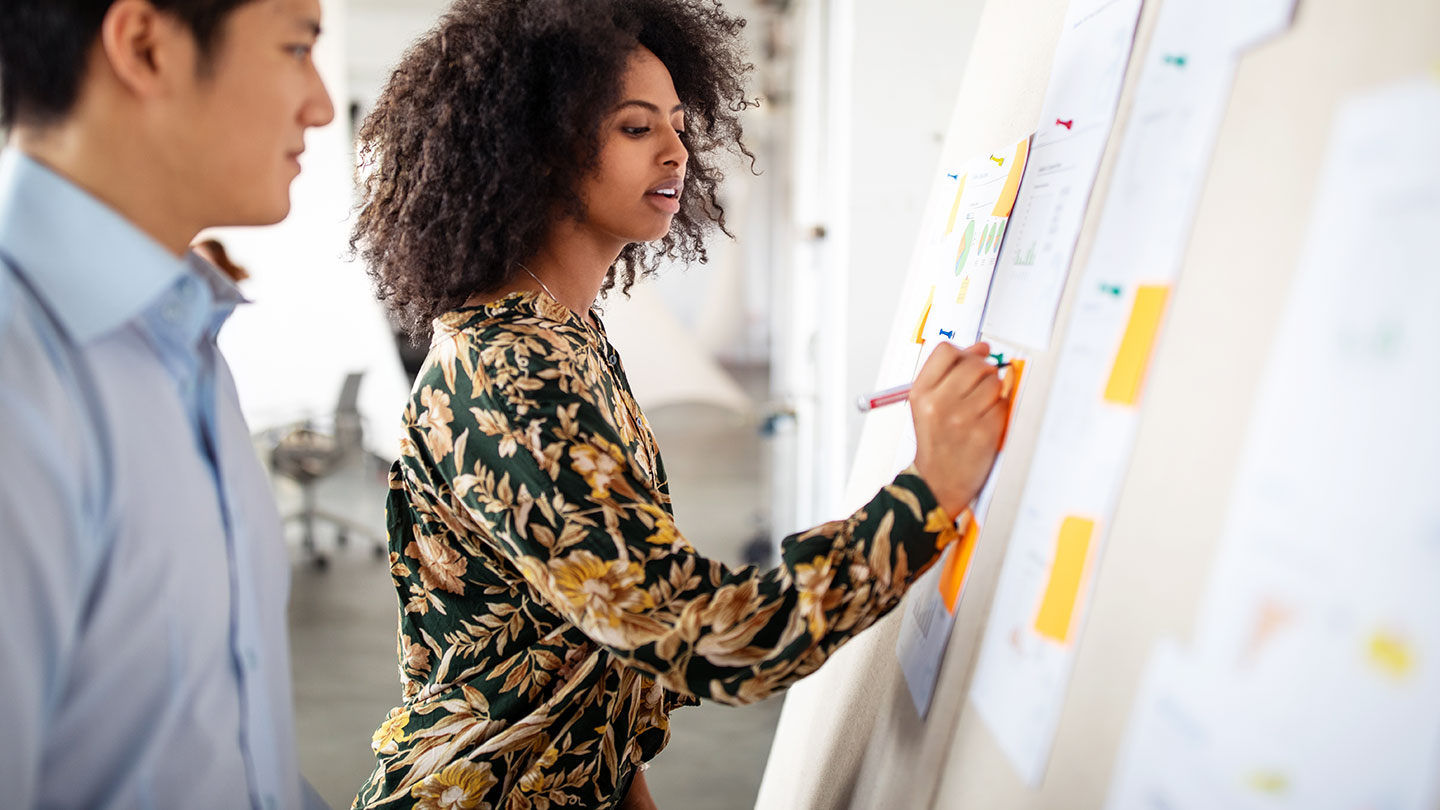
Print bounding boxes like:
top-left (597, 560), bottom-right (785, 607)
top-left (352, 0), bottom-right (757, 342)
top-left (0, 0), bottom-right (258, 128)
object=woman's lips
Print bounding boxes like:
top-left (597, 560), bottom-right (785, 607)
top-left (646, 191), bottom-right (681, 214)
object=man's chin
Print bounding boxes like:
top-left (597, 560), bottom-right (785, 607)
top-left (230, 198), bottom-right (294, 228)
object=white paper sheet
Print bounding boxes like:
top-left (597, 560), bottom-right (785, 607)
top-left (1108, 77), bottom-right (1440, 810)
top-left (980, 0), bottom-right (1143, 351)
top-left (968, 0), bottom-right (1297, 786)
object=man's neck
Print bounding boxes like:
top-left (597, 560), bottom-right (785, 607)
top-left (13, 119), bottom-right (198, 258)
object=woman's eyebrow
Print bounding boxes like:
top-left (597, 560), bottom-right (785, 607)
top-left (615, 100), bottom-right (686, 114)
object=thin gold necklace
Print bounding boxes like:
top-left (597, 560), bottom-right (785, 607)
top-left (517, 262), bottom-right (561, 304)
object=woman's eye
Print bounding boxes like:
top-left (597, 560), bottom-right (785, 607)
top-left (623, 127), bottom-right (651, 136)
top-left (286, 45), bottom-right (313, 62)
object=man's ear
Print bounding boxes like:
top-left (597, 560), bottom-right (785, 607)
top-left (97, 0), bottom-right (198, 103)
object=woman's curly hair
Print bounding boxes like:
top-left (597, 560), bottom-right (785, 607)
top-left (353, 0), bottom-right (755, 340)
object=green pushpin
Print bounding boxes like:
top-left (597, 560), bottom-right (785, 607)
top-left (1100, 283), bottom-right (1123, 297)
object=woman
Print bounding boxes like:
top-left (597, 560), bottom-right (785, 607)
top-left (351, 1), bottom-right (1006, 808)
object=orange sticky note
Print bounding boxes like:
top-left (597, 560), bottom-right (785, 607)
top-left (944, 175), bottom-right (968, 235)
top-left (938, 511), bottom-right (980, 613)
top-left (911, 287), bottom-right (935, 344)
top-left (991, 138), bottom-right (1030, 217)
top-left (997, 359), bottom-right (1026, 451)
top-left (1104, 285), bottom-right (1170, 406)
top-left (1034, 516), bottom-right (1095, 643)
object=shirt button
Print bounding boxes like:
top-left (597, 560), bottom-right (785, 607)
top-left (264, 795), bottom-right (278, 810)
top-left (244, 648), bottom-right (259, 669)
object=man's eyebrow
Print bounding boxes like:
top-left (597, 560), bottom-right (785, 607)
top-left (615, 100), bottom-right (686, 114)
top-left (294, 18), bottom-right (322, 37)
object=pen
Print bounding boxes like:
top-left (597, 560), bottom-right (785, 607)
top-left (856, 355), bottom-right (1010, 412)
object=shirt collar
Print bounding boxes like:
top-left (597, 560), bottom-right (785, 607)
top-left (0, 148), bottom-right (191, 344)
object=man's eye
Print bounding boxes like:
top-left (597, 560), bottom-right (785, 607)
top-left (623, 127), bottom-right (651, 136)
top-left (286, 45), bottom-right (313, 61)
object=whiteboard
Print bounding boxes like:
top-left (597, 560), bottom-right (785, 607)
top-left (755, 0), bottom-right (1440, 808)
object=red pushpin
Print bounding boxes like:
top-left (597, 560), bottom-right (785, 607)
top-left (1057, 118), bottom-right (1074, 130)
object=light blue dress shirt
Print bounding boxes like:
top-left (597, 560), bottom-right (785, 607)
top-left (0, 149), bottom-right (310, 809)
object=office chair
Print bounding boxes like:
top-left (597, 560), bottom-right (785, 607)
top-left (270, 371), bottom-right (387, 569)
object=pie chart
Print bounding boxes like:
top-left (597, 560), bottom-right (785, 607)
top-left (955, 219), bottom-right (976, 275)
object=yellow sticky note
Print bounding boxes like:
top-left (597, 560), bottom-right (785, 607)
top-left (957, 276), bottom-right (971, 305)
top-left (911, 287), bottom-right (935, 345)
top-left (1104, 284), bottom-right (1171, 406)
top-left (1034, 516), bottom-right (1095, 643)
top-left (944, 175), bottom-right (968, 235)
top-left (939, 513), bottom-right (980, 613)
top-left (1368, 631), bottom-right (1416, 680)
top-left (991, 138), bottom-right (1030, 217)
top-left (1246, 770), bottom-right (1290, 795)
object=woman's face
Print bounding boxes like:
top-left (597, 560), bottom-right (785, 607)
top-left (574, 47), bottom-right (688, 246)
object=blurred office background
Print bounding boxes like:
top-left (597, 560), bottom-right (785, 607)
top-left (214, 0), bottom-right (975, 806)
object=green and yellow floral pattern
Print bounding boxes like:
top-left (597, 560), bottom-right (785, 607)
top-left (354, 292), bottom-right (953, 809)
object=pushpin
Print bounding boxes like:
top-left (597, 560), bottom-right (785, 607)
top-left (1056, 118), bottom-right (1074, 130)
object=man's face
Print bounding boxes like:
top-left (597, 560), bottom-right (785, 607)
top-left (160, 0), bottom-right (334, 227)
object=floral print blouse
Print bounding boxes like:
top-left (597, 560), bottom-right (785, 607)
top-left (354, 291), bottom-right (958, 810)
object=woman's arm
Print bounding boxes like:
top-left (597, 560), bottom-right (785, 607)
top-left (620, 770), bottom-right (659, 810)
top-left (399, 333), bottom-right (995, 705)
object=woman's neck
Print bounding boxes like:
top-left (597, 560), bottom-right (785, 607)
top-left (473, 220), bottom-right (624, 326)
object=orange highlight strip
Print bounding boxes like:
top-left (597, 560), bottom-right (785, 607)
top-left (911, 287), bottom-right (935, 345)
top-left (944, 175), bottom-right (968, 235)
top-left (991, 138), bottom-right (1030, 217)
top-left (997, 359), bottom-right (1026, 451)
top-left (1033, 516), bottom-right (1095, 643)
top-left (1103, 285), bottom-right (1170, 406)
top-left (939, 511), bottom-right (980, 613)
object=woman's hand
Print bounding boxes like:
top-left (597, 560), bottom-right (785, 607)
top-left (910, 341), bottom-right (1007, 517)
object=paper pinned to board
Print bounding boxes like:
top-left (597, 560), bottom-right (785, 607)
top-left (917, 136), bottom-right (1032, 359)
top-left (979, 0), bottom-right (1145, 351)
top-left (1107, 77), bottom-right (1440, 810)
top-left (968, 0), bottom-right (1298, 787)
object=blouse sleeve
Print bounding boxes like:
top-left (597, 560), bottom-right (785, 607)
top-left (398, 333), bottom-right (960, 706)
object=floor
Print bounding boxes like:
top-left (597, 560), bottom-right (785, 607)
top-left (281, 386), bottom-right (784, 810)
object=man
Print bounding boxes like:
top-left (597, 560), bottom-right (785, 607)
top-left (0, 1), bottom-right (334, 807)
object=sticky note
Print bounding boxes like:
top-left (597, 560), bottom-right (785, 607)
top-left (1104, 284), bottom-right (1170, 406)
top-left (1034, 516), bottom-right (1095, 643)
top-left (957, 276), bottom-right (971, 305)
top-left (1246, 770), bottom-right (1290, 795)
top-left (944, 175), bottom-right (968, 235)
top-left (939, 513), bottom-right (980, 613)
top-left (991, 138), bottom-right (1030, 217)
top-left (911, 287), bottom-right (935, 345)
top-left (1368, 631), bottom-right (1416, 680)
top-left (997, 359), bottom-right (1026, 451)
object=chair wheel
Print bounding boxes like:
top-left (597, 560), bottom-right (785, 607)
top-left (336, 530), bottom-right (350, 547)
top-left (372, 544), bottom-right (387, 559)
top-left (313, 554), bottom-right (330, 571)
